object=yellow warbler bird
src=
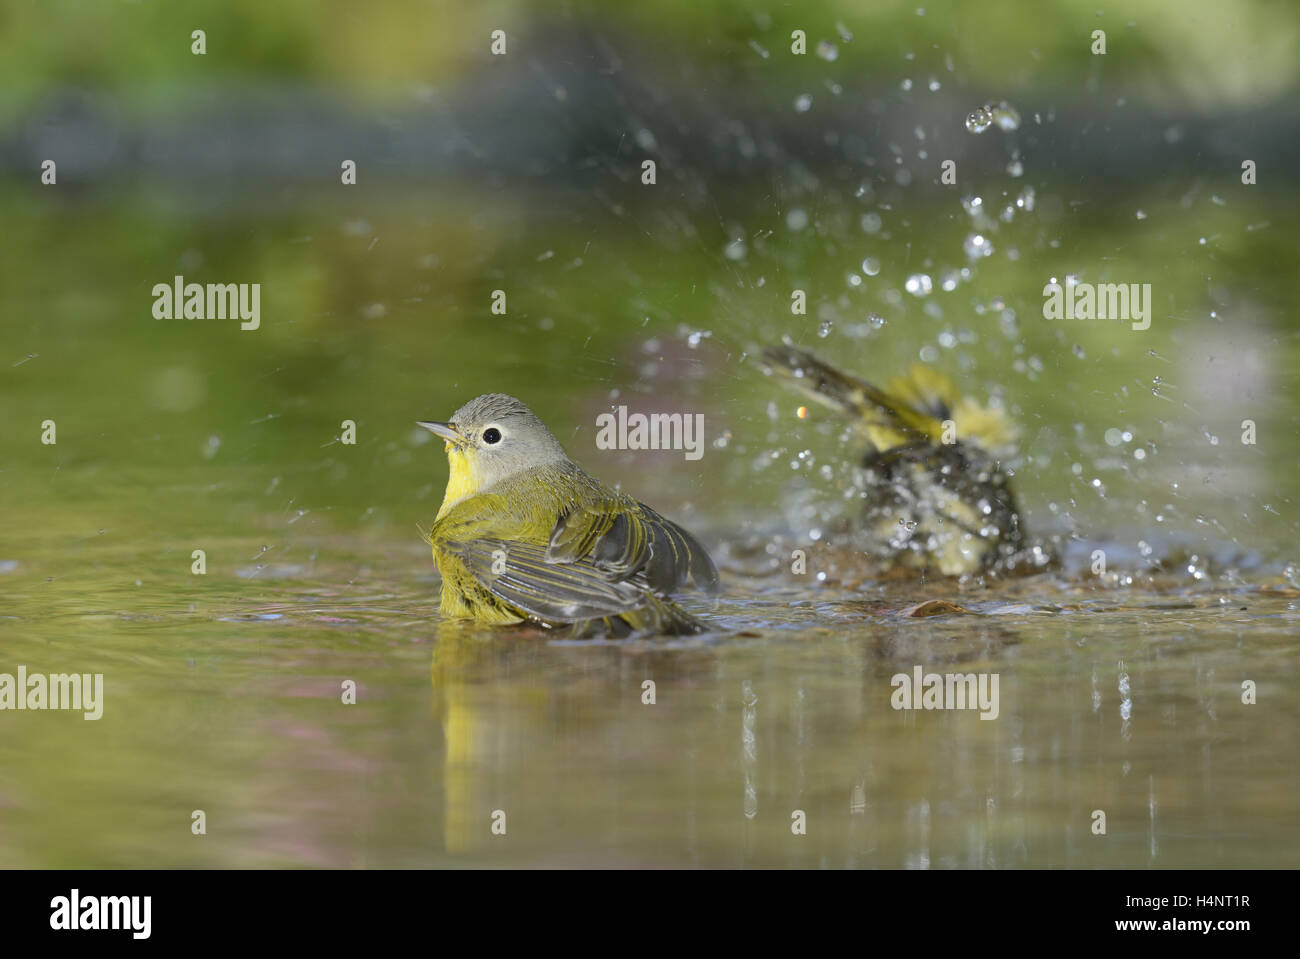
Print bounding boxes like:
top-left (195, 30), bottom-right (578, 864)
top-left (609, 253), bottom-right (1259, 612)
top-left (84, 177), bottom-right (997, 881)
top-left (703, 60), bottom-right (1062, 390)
top-left (761, 343), bottom-right (1030, 576)
top-left (419, 393), bottom-right (719, 635)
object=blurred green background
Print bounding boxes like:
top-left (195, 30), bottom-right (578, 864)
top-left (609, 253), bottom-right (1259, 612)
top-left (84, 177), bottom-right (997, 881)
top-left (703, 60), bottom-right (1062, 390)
top-left (2, 0), bottom-right (1297, 564)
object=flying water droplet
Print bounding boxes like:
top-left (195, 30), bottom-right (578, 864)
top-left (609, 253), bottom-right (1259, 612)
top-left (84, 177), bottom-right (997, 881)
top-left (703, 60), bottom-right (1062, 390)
top-left (965, 107), bottom-right (992, 133)
top-left (963, 233), bottom-right (994, 259)
top-left (904, 273), bottom-right (933, 296)
top-left (988, 100), bottom-right (1021, 130)
top-left (966, 100), bottom-right (1020, 134)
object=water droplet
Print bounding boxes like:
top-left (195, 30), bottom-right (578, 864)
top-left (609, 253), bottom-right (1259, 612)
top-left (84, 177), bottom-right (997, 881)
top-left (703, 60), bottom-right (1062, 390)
top-left (1015, 186), bottom-right (1036, 211)
top-left (786, 207), bottom-right (809, 230)
top-left (988, 100), bottom-right (1021, 131)
top-left (794, 94), bottom-right (813, 113)
top-left (905, 273), bottom-right (933, 296)
top-left (816, 40), bottom-right (838, 61)
top-left (818, 320), bottom-right (834, 338)
top-left (861, 256), bottom-right (881, 276)
top-left (965, 107), bottom-right (992, 134)
top-left (1006, 159), bottom-right (1024, 177)
top-left (963, 233), bottom-right (994, 259)
top-left (868, 312), bottom-right (886, 329)
top-left (966, 100), bottom-right (1020, 134)
top-left (860, 212), bottom-right (883, 234)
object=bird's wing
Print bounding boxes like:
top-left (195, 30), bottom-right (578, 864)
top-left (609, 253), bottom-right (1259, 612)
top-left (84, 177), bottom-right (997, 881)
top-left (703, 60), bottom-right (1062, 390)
top-left (885, 364), bottom-right (1017, 452)
top-left (546, 499), bottom-right (720, 595)
top-left (762, 345), bottom-right (1018, 454)
top-left (883, 365), bottom-right (961, 425)
top-left (760, 343), bottom-right (940, 448)
top-left (441, 536), bottom-right (665, 626)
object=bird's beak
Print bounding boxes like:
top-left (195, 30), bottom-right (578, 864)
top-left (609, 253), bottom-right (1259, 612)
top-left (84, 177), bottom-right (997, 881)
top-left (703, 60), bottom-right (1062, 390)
top-left (417, 420), bottom-right (464, 446)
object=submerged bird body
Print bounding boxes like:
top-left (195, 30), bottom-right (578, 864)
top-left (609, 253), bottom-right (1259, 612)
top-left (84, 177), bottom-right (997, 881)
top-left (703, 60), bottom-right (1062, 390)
top-left (423, 394), bottom-right (717, 635)
top-left (762, 344), bottom-right (1026, 576)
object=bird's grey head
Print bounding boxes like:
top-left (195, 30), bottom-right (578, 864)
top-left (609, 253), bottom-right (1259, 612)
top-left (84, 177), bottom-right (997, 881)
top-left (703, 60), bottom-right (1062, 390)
top-left (419, 393), bottom-right (570, 490)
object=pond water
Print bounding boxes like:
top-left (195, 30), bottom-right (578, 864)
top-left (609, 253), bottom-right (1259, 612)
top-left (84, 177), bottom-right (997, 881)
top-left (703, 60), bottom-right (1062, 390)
top-left (1, 458), bottom-right (1296, 867)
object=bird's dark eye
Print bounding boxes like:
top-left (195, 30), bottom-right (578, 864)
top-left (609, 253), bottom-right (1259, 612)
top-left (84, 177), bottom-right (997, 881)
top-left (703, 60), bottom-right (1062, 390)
top-left (482, 428), bottom-right (502, 445)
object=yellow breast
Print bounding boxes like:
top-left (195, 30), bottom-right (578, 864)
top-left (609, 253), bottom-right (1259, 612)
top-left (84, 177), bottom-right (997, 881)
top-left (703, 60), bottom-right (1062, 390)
top-left (436, 444), bottom-right (483, 520)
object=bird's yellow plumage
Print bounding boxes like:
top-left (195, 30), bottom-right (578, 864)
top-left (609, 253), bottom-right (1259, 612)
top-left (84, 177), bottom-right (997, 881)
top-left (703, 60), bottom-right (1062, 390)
top-left (436, 444), bottom-right (485, 521)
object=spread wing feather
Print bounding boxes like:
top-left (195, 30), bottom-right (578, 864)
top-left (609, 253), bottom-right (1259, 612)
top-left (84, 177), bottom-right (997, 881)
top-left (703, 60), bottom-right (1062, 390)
top-left (761, 342), bottom-right (1018, 453)
top-left (761, 342), bottom-right (939, 448)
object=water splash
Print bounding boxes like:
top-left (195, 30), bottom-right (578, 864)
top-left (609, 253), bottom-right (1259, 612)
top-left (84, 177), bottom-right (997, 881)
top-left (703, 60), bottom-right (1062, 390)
top-left (965, 99), bottom-right (1021, 134)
